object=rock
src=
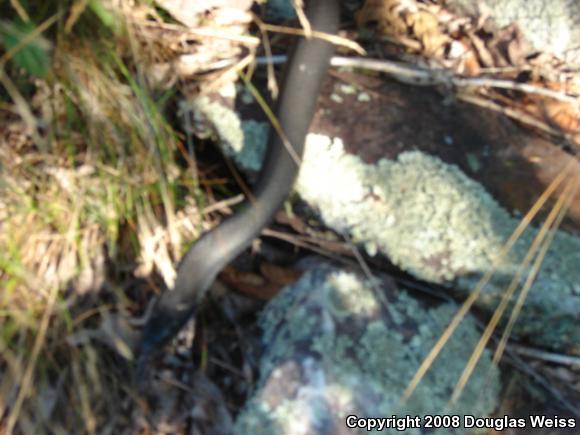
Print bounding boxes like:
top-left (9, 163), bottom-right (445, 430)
top-left (235, 264), bottom-right (501, 435)
top-left (445, 0), bottom-right (580, 64)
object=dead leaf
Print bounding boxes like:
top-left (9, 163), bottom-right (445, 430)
top-left (407, 10), bottom-right (448, 55)
top-left (357, 0), bottom-right (409, 38)
top-left (259, 262), bottom-right (302, 287)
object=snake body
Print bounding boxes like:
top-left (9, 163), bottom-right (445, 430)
top-left (138, 0), bottom-right (339, 364)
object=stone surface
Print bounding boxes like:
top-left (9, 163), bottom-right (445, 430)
top-left (295, 139), bottom-right (580, 351)
top-left (445, 0), bottom-right (580, 64)
top-left (186, 67), bottom-right (580, 352)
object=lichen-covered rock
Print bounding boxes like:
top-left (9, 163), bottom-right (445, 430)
top-left (445, 0), bottom-right (580, 64)
top-left (180, 85), bottom-right (269, 173)
top-left (185, 92), bottom-right (580, 351)
top-left (235, 264), bottom-right (501, 435)
top-left (296, 136), bottom-right (580, 351)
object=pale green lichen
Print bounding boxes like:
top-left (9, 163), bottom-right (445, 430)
top-left (295, 135), bottom-right (580, 350)
top-left (466, 153), bottom-right (482, 172)
top-left (327, 272), bottom-right (381, 316)
top-left (330, 93), bottom-right (344, 103)
top-left (298, 137), bottom-right (502, 281)
top-left (357, 92), bottom-right (371, 102)
top-left (235, 266), bottom-right (500, 434)
top-left (446, 0), bottom-right (580, 63)
top-left (339, 84), bottom-right (358, 95)
top-left (187, 92), bottom-right (579, 350)
top-left (183, 96), bottom-right (268, 172)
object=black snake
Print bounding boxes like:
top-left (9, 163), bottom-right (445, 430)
top-left (138, 0), bottom-right (339, 370)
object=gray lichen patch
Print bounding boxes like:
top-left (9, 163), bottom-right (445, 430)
top-left (296, 135), bottom-right (580, 350)
top-left (235, 266), bottom-right (501, 434)
top-left (183, 89), bottom-right (579, 350)
top-left (446, 0), bottom-right (580, 64)
top-left (180, 92), bottom-right (268, 173)
top-left (297, 136), bottom-right (506, 282)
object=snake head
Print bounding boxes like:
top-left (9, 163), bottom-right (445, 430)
top-left (135, 296), bottom-right (196, 383)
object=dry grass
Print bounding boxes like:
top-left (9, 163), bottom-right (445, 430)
top-left (0, 1), bottom-right (224, 432)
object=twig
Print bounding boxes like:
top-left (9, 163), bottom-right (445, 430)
top-left (255, 55), bottom-right (579, 106)
top-left (261, 227), bottom-right (353, 266)
top-left (259, 25), bottom-right (365, 55)
top-left (509, 344), bottom-right (580, 367)
top-left (503, 346), bottom-right (580, 419)
top-left (458, 93), bottom-right (580, 151)
top-left (455, 77), bottom-right (579, 106)
top-left (202, 194), bottom-right (245, 215)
